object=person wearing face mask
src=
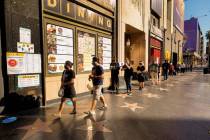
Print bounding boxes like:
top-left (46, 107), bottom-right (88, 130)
top-left (55, 61), bottom-right (77, 117)
top-left (85, 57), bottom-right (108, 116)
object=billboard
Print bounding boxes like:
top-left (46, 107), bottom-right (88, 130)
top-left (174, 0), bottom-right (184, 32)
top-left (151, 0), bottom-right (163, 16)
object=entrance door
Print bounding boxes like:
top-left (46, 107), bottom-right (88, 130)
top-left (173, 53), bottom-right (178, 66)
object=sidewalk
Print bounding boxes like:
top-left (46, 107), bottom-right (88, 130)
top-left (1, 71), bottom-right (209, 140)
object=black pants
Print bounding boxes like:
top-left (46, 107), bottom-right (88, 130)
top-left (124, 76), bottom-right (131, 92)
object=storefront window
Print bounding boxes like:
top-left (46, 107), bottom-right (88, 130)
top-left (98, 36), bottom-right (112, 70)
top-left (46, 24), bottom-right (74, 74)
top-left (77, 31), bottom-right (96, 72)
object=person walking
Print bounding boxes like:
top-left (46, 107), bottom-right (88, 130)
top-left (169, 63), bottom-right (174, 76)
top-left (55, 61), bottom-right (77, 117)
top-left (86, 57), bottom-right (108, 116)
top-left (162, 60), bottom-right (170, 80)
top-left (149, 60), bottom-right (158, 85)
top-left (137, 62), bottom-right (145, 90)
top-left (122, 58), bottom-right (133, 95)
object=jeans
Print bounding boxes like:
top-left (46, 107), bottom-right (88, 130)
top-left (124, 76), bottom-right (131, 92)
top-left (163, 71), bottom-right (168, 80)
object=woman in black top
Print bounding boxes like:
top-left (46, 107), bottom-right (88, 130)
top-left (122, 59), bottom-right (133, 95)
top-left (137, 62), bottom-right (145, 90)
top-left (55, 61), bottom-right (77, 117)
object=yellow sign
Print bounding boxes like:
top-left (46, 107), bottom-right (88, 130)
top-left (165, 51), bottom-right (171, 61)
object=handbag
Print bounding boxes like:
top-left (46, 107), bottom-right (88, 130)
top-left (58, 70), bottom-right (66, 97)
top-left (58, 88), bottom-right (64, 97)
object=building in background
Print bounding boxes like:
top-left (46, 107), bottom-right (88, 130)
top-left (118, 0), bottom-right (150, 71)
top-left (164, 0), bottom-right (185, 67)
top-left (149, 0), bottom-right (165, 65)
top-left (184, 17), bottom-right (203, 66)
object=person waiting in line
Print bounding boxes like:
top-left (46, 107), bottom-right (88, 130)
top-left (149, 60), bottom-right (158, 85)
top-left (122, 58), bottom-right (133, 95)
top-left (162, 60), bottom-right (170, 80)
top-left (157, 63), bottom-right (162, 84)
top-left (169, 63), bottom-right (175, 76)
top-left (55, 61), bottom-right (77, 118)
top-left (109, 60), bottom-right (120, 93)
top-left (86, 57), bottom-right (108, 116)
top-left (137, 61), bottom-right (145, 90)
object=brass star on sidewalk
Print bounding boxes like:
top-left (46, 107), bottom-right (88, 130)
top-left (159, 88), bottom-right (168, 91)
top-left (120, 102), bottom-right (144, 112)
top-left (143, 93), bottom-right (160, 98)
top-left (76, 116), bottom-right (112, 140)
top-left (17, 119), bottom-right (52, 140)
top-left (116, 94), bottom-right (132, 99)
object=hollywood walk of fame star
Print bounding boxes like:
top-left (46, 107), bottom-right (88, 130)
top-left (116, 94), bottom-right (132, 99)
top-left (120, 102), bottom-right (144, 112)
top-left (143, 93), bottom-right (160, 98)
top-left (159, 87), bottom-right (168, 92)
top-left (76, 115), bottom-right (112, 140)
top-left (17, 119), bottom-right (52, 140)
top-left (166, 84), bottom-right (174, 87)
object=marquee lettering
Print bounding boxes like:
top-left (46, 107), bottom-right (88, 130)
top-left (77, 7), bottom-right (85, 18)
top-left (98, 16), bottom-right (104, 26)
top-left (106, 19), bottom-right (112, 28)
top-left (66, 2), bottom-right (71, 13)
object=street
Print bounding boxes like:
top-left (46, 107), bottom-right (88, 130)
top-left (1, 71), bottom-right (210, 140)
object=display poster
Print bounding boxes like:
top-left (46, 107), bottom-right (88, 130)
top-left (98, 36), bottom-right (112, 69)
top-left (7, 52), bottom-right (25, 74)
top-left (18, 75), bottom-right (40, 88)
top-left (47, 24), bottom-right (74, 74)
top-left (77, 31), bottom-right (96, 72)
top-left (7, 52), bottom-right (41, 74)
top-left (19, 27), bottom-right (31, 43)
top-left (17, 42), bottom-right (34, 53)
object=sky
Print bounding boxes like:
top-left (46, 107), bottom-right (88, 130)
top-left (184, 0), bottom-right (210, 48)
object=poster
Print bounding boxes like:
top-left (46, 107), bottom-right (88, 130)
top-left (48, 54), bottom-right (73, 64)
top-left (18, 75), bottom-right (40, 88)
top-left (98, 37), bottom-right (112, 70)
top-left (48, 64), bottom-right (65, 73)
top-left (7, 52), bottom-right (25, 74)
top-left (19, 27), bottom-right (31, 43)
top-left (77, 31), bottom-right (96, 72)
top-left (7, 52), bottom-right (42, 74)
top-left (47, 24), bottom-right (74, 74)
top-left (17, 42), bottom-right (34, 53)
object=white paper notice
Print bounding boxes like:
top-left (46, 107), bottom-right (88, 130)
top-left (18, 75), bottom-right (40, 88)
top-left (7, 52), bottom-right (42, 75)
top-left (19, 27), bottom-right (31, 43)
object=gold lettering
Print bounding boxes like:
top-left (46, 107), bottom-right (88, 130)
top-left (48, 0), bottom-right (57, 8)
top-left (67, 2), bottom-right (71, 13)
top-left (98, 16), bottom-right (104, 25)
top-left (78, 7), bottom-right (85, 18)
top-left (106, 19), bottom-right (112, 28)
top-left (87, 10), bottom-right (94, 22)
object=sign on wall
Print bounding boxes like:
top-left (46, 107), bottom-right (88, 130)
top-left (43, 0), bottom-right (113, 31)
top-left (7, 52), bottom-right (41, 75)
top-left (18, 75), bottom-right (40, 88)
top-left (77, 31), bottom-right (96, 72)
top-left (46, 24), bottom-right (74, 74)
top-left (98, 36), bottom-right (112, 69)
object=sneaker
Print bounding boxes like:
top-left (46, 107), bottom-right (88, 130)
top-left (98, 105), bottom-right (108, 110)
top-left (127, 92), bottom-right (132, 96)
top-left (70, 110), bottom-right (77, 115)
top-left (84, 110), bottom-right (95, 116)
